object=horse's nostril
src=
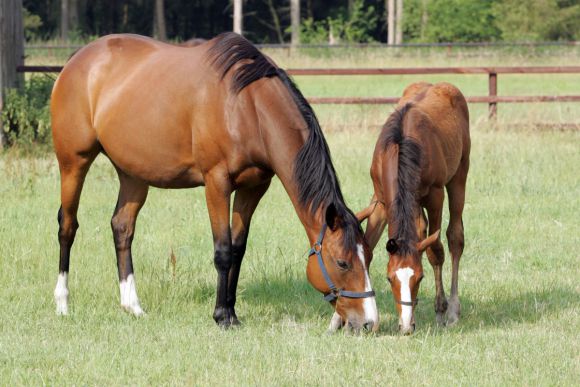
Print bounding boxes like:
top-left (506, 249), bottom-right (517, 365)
top-left (363, 322), bottom-right (372, 331)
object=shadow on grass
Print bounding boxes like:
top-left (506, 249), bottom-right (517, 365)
top-left (406, 286), bottom-right (579, 336)
top-left (236, 276), bottom-right (578, 335)
top-left (147, 268), bottom-right (578, 336)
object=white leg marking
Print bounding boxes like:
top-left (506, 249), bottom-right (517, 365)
top-left (120, 274), bottom-right (144, 316)
top-left (54, 273), bottom-right (69, 315)
top-left (395, 267), bottom-right (415, 332)
top-left (357, 244), bottom-right (379, 330)
top-left (328, 311), bottom-right (343, 332)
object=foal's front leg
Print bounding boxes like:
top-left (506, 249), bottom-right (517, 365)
top-left (204, 172), bottom-right (234, 327)
top-left (424, 188), bottom-right (447, 325)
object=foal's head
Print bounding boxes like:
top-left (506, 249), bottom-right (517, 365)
top-left (306, 203), bottom-right (378, 332)
top-left (385, 217), bottom-right (439, 335)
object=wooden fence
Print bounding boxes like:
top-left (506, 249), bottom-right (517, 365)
top-left (16, 65), bottom-right (580, 119)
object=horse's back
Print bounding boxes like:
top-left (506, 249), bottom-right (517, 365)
top-left (399, 82), bottom-right (470, 185)
top-left (51, 34), bottom-right (219, 187)
top-left (400, 82), bottom-right (469, 127)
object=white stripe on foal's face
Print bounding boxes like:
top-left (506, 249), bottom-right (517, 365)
top-left (357, 244), bottom-right (378, 329)
top-left (120, 274), bottom-right (144, 316)
top-left (54, 272), bottom-right (69, 315)
top-left (395, 267), bottom-right (415, 331)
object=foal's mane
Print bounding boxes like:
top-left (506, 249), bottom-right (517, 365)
top-left (208, 32), bottom-right (361, 250)
top-left (380, 103), bottom-right (422, 255)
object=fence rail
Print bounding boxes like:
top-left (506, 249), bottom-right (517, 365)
top-left (24, 41), bottom-right (580, 50)
top-left (16, 65), bottom-right (580, 119)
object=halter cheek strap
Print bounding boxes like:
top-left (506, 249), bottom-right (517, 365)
top-left (308, 224), bottom-right (376, 303)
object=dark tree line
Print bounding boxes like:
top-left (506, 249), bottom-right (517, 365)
top-left (22, 0), bottom-right (580, 44)
top-left (24, 0), bottom-right (373, 43)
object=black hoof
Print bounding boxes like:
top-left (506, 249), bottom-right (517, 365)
top-left (213, 307), bottom-right (241, 328)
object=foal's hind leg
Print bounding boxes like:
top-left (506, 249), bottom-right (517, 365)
top-left (54, 151), bottom-right (99, 315)
top-left (423, 187), bottom-right (447, 325)
top-left (111, 171), bottom-right (149, 316)
top-left (445, 162), bottom-right (469, 326)
top-left (227, 181), bottom-right (271, 325)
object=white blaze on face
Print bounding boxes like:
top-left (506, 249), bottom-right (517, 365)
top-left (54, 272), bottom-right (69, 315)
top-left (357, 244), bottom-right (378, 328)
top-left (395, 267), bottom-right (415, 330)
top-left (120, 274), bottom-right (144, 316)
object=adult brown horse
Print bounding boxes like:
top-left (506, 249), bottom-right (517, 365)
top-left (51, 33), bottom-right (378, 331)
top-left (357, 82), bottom-right (470, 334)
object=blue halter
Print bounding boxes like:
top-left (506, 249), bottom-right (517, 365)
top-left (308, 224), bottom-right (376, 303)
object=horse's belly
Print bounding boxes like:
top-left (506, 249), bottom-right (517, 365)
top-left (101, 140), bottom-right (205, 188)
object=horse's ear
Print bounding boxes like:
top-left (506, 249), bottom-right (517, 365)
top-left (417, 229), bottom-right (440, 252)
top-left (356, 203), bottom-right (374, 223)
top-left (325, 203), bottom-right (342, 231)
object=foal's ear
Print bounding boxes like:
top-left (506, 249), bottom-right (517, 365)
top-left (356, 203), bottom-right (375, 223)
top-left (325, 203), bottom-right (342, 231)
top-left (417, 229), bottom-right (440, 252)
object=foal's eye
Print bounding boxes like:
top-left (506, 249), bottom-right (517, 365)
top-left (336, 260), bottom-right (350, 270)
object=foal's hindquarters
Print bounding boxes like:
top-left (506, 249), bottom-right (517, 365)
top-left (359, 82), bottom-right (470, 330)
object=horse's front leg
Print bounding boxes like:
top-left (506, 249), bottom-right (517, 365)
top-left (228, 181), bottom-right (271, 325)
top-left (204, 172), bottom-right (234, 327)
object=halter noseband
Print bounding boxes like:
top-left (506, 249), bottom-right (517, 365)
top-left (396, 299), bottom-right (419, 307)
top-left (308, 224), bottom-right (376, 303)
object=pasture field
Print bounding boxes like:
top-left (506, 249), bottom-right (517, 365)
top-left (1, 46), bottom-right (579, 384)
top-left (1, 127), bottom-right (579, 385)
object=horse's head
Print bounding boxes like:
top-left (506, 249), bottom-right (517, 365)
top-left (385, 230), bottom-right (439, 334)
top-left (306, 203), bottom-right (379, 333)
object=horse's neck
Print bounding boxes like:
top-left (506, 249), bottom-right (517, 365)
top-left (253, 85), bottom-right (322, 242)
top-left (381, 146), bottom-right (419, 240)
top-left (380, 147), bottom-right (400, 237)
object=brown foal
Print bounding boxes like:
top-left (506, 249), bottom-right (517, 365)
top-left (357, 82), bottom-right (470, 334)
top-left (51, 33), bottom-right (377, 331)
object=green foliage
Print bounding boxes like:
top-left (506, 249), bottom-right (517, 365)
top-left (1, 76), bottom-right (54, 150)
top-left (23, 7), bottom-right (43, 40)
top-left (493, 0), bottom-right (580, 41)
top-left (300, 0), bottom-right (378, 44)
top-left (418, 0), bottom-right (501, 42)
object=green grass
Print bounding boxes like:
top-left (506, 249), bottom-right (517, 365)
top-left (1, 127), bottom-right (579, 385)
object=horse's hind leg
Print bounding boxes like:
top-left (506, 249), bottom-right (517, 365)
top-left (445, 161), bottom-right (469, 326)
top-left (227, 180), bottom-right (271, 325)
top-left (423, 187), bottom-right (448, 325)
top-left (111, 171), bottom-right (149, 316)
top-left (54, 150), bottom-right (99, 315)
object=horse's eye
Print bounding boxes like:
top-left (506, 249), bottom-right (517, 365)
top-left (336, 260), bottom-right (350, 270)
top-left (387, 276), bottom-right (393, 284)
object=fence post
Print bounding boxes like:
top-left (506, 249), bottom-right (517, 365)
top-left (0, 0), bottom-right (24, 149)
top-left (488, 71), bottom-right (497, 119)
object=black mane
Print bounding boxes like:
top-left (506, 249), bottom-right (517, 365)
top-left (380, 103), bottom-right (422, 255)
top-left (208, 32), bottom-right (361, 251)
top-left (208, 32), bottom-right (278, 94)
